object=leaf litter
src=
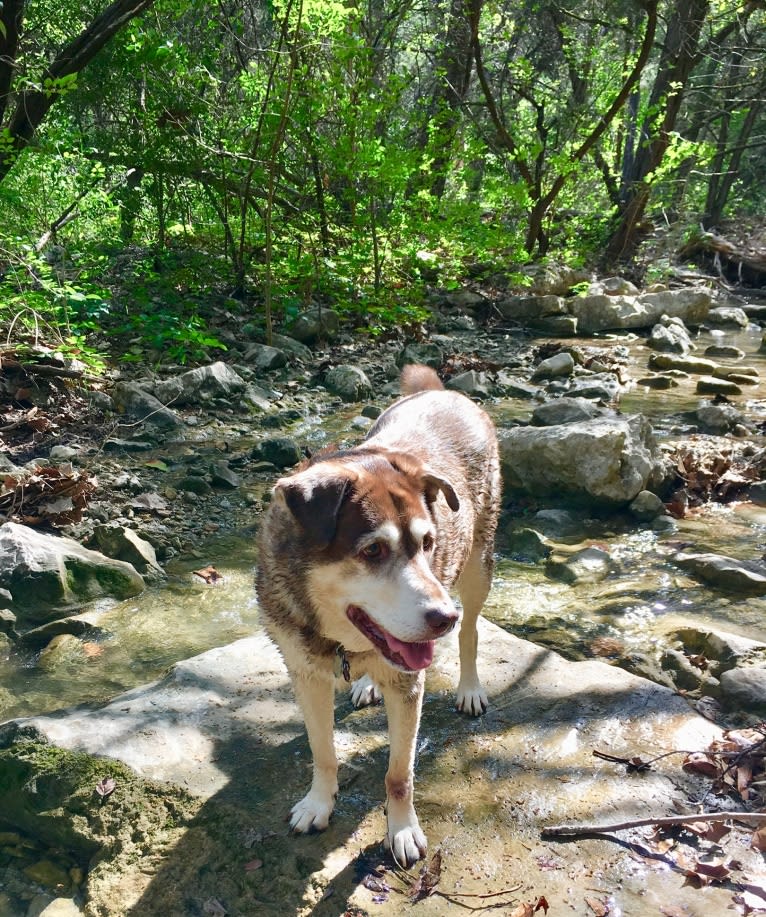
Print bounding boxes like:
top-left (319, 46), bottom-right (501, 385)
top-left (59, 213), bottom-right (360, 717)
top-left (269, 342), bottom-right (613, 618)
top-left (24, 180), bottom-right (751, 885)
top-left (545, 731), bottom-right (766, 913)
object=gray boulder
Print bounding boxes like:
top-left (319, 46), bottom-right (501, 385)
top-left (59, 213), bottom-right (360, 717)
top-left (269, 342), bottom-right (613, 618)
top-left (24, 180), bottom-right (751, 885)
top-left (546, 547), bottom-right (612, 585)
top-left (90, 524), bottom-right (165, 581)
top-left (629, 490), bottom-right (666, 520)
top-left (647, 319), bottom-right (693, 354)
top-left (152, 362), bottom-right (246, 407)
top-left (566, 372), bottom-right (622, 402)
top-left (445, 371), bottom-right (490, 397)
top-left (0, 523), bottom-right (145, 626)
top-left (111, 383), bottom-right (185, 430)
top-left (287, 307), bottom-right (340, 345)
top-left (324, 365), bottom-right (373, 402)
top-left (569, 288), bottom-right (712, 334)
top-left (696, 404), bottom-right (747, 435)
top-left (270, 333), bottom-right (313, 362)
top-left (257, 437), bottom-right (302, 469)
top-left (531, 397), bottom-right (604, 426)
top-left (496, 294), bottom-right (568, 323)
top-left (719, 667), bottom-right (766, 715)
top-left (531, 352), bottom-right (575, 380)
top-left (673, 552), bottom-right (766, 594)
top-left (242, 343), bottom-right (287, 371)
top-left (706, 306), bottom-right (748, 328)
top-left (500, 414), bottom-right (664, 504)
top-left (397, 342), bottom-right (444, 369)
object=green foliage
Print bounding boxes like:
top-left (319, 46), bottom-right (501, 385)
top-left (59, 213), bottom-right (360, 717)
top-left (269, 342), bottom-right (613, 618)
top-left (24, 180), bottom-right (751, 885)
top-left (0, 0), bottom-right (765, 370)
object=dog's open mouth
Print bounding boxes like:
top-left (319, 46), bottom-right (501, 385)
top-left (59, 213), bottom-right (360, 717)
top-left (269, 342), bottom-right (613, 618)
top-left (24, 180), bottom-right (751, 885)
top-left (346, 605), bottom-right (434, 671)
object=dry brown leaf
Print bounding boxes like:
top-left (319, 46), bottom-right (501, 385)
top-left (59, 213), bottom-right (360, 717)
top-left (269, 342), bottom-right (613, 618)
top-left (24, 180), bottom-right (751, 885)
top-left (681, 752), bottom-right (720, 778)
top-left (193, 565), bottom-right (223, 585)
top-left (408, 849), bottom-right (442, 901)
top-left (584, 896), bottom-right (610, 916)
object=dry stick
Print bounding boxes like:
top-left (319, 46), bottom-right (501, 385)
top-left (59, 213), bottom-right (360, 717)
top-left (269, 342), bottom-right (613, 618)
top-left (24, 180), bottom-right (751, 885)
top-left (542, 812), bottom-right (766, 838)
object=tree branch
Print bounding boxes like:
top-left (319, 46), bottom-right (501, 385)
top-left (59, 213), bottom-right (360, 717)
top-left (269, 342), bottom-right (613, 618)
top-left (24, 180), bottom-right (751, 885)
top-left (542, 811), bottom-right (766, 838)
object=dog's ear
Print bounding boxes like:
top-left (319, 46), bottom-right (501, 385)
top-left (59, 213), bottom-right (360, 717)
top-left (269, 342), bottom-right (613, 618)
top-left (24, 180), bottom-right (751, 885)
top-left (273, 471), bottom-right (353, 546)
top-left (422, 471), bottom-right (460, 512)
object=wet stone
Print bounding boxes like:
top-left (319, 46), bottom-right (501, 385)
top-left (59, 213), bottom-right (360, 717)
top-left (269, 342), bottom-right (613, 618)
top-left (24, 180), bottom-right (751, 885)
top-left (636, 374), bottom-right (679, 389)
top-left (531, 352), bottom-right (574, 380)
top-left (629, 489), bottom-right (665, 520)
top-left (696, 375), bottom-right (742, 396)
top-left (704, 344), bottom-right (745, 359)
top-left (531, 397), bottom-right (604, 426)
top-left (546, 547), bottom-right (612, 584)
top-left (719, 666), bottom-right (766, 716)
top-left (256, 437), bottom-right (302, 469)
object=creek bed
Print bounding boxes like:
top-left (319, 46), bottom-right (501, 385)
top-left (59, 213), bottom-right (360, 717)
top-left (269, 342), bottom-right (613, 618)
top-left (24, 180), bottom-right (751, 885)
top-left (2, 322), bottom-right (766, 720)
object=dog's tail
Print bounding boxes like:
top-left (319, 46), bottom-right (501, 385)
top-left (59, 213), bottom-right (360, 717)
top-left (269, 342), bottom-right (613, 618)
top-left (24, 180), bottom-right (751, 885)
top-left (400, 363), bottom-right (444, 394)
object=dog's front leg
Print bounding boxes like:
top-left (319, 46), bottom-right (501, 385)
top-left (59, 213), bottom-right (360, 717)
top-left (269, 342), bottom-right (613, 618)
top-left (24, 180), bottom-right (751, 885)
top-left (381, 672), bottom-right (427, 866)
top-left (290, 671), bottom-right (339, 833)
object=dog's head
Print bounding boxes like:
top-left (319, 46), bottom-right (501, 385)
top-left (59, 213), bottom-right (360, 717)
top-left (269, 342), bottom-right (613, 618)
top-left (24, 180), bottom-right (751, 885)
top-left (271, 450), bottom-right (460, 672)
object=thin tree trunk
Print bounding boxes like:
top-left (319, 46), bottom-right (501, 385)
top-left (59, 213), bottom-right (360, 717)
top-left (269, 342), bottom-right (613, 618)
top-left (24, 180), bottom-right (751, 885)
top-left (604, 0), bottom-right (710, 264)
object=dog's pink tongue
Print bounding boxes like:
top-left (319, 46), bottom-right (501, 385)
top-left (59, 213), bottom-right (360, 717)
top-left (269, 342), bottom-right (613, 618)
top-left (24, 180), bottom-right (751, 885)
top-left (384, 634), bottom-right (435, 670)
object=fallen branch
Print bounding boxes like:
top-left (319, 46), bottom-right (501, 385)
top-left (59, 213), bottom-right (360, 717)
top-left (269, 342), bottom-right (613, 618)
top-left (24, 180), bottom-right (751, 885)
top-left (542, 811), bottom-right (766, 838)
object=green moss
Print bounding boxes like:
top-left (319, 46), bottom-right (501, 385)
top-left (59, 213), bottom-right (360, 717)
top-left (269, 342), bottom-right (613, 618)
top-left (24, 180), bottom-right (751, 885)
top-left (0, 736), bottom-right (200, 865)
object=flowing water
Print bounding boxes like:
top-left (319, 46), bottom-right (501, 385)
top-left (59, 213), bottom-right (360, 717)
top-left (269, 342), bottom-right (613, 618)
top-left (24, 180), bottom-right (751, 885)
top-left (2, 321), bottom-right (766, 722)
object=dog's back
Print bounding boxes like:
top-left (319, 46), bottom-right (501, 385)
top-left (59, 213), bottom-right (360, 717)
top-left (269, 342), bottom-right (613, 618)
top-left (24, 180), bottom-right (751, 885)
top-left (364, 367), bottom-right (499, 590)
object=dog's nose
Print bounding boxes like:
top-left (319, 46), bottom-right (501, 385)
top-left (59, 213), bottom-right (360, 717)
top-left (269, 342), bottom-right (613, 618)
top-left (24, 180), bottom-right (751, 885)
top-left (424, 608), bottom-right (459, 636)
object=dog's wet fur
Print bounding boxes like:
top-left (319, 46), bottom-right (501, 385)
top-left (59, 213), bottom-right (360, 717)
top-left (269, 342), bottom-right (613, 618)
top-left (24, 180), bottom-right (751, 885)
top-left (256, 364), bottom-right (500, 865)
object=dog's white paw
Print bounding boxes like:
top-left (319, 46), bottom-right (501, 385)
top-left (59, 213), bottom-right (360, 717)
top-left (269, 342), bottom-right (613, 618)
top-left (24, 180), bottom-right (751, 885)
top-left (289, 790), bottom-right (335, 833)
top-left (350, 674), bottom-right (383, 708)
top-left (385, 814), bottom-right (428, 867)
top-left (456, 682), bottom-right (488, 717)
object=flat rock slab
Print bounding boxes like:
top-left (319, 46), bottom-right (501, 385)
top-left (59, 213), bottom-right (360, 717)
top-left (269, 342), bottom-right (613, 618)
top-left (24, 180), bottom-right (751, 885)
top-left (11, 621), bottom-right (763, 916)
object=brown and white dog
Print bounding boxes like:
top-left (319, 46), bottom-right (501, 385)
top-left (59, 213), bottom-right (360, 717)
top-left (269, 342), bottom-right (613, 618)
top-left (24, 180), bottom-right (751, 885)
top-left (256, 364), bottom-right (500, 865)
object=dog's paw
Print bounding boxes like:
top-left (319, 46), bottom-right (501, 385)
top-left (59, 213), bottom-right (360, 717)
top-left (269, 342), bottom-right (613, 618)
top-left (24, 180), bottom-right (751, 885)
top-left (385, 816), bottom-right (428, 867)
top-left (289, 791), bottom-right (335, 833)
top-left (350, 674), bottom-right (383, 708)
top-left (456, 683), bottom-right (488, 717)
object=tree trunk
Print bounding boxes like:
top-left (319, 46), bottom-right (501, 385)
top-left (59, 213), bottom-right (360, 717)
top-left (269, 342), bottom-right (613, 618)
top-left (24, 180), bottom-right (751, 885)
top-left (408, 0), bottom-right (475, 199)
top-left (604, 0), bottom-right (710, 264)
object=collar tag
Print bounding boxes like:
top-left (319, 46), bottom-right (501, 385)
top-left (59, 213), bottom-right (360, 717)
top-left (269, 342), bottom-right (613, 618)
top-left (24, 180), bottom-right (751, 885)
top-left (335, 645), bottom-right (351, 682)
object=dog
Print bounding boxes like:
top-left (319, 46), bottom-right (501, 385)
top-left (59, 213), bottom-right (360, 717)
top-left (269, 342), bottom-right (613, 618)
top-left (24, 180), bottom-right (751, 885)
top-left (256, 363), bottom-right (500, 865)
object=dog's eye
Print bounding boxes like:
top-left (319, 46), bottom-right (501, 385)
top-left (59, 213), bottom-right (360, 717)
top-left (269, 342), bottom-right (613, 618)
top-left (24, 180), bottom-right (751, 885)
top-left (360, 541), bottom-right (389, 561)
top-left (422, 533), bottom-right (435, 552)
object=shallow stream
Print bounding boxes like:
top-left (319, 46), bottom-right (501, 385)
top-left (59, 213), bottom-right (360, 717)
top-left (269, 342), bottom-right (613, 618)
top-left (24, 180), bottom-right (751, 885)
top-left (2, 322), bottom-right (766, 722)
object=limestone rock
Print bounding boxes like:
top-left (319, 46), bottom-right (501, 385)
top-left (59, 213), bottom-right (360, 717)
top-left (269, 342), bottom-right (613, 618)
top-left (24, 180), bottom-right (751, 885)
top-left (719, 667), bottom-right (766, 715)
top-left (629, 490), bottom-right (666, 520)
top-left (152, 362), bottom-right (246, 407)
top-left (531, 352), bottom-right (575, 380)
top-left (288, 307), bottom-right (340, 345)
top-left (444, 370), bottom-right (490, 397)
top-left (0, 523), bottom-right (145, 626)
top-left (90, 524), bottom-right (164, 580)
top-left (242, 343), bottom-right (288, 371)
top-left (706, 306), bottom-right (748, 328)
top-left (500, 413), bottom-right (665, 505)
top-left (546, 547), bottom-right (612, 584)
top-left (673, 552), bottom-right (766, 594)
top-left (111, 383), bottom-right (184, 430)
top-left (696, 376), bottom-right (742, 396)
top-left (531, 397), bottom-right (604, 426)
top-left (324, 364), bottom-right (373, 402)
top-left (397, 342), bottom-right (444, 369)
top-left (256, 437), bottom-right (302, 469)
top-left (569, 287), bottom-right (712, 333)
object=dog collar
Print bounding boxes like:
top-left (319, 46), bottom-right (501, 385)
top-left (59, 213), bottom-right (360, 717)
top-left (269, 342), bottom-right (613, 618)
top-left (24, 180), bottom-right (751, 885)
top-left (334, 645), bottom-right (351, 682)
